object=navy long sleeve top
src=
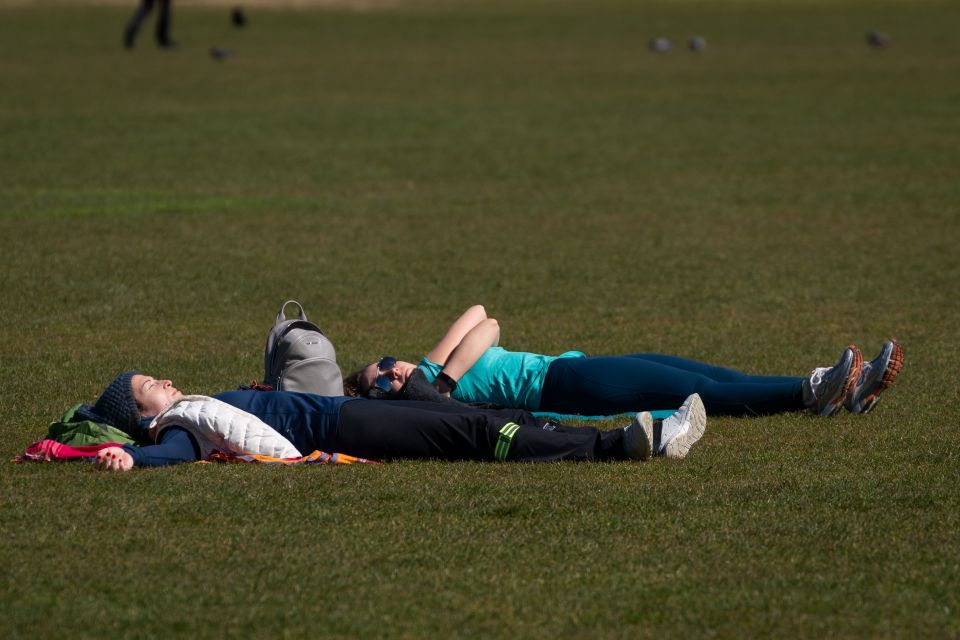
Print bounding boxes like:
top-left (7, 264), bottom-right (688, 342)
top-left (124, 390), bottom-right (359, 467)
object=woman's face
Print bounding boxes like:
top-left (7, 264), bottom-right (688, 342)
top-left (360, 358), bottom-right (418, 395)
top-left (131, 374), bottom-right (184, 417)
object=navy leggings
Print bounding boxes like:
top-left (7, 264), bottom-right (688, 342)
top-left (538, 354), bottom-right (805, 416)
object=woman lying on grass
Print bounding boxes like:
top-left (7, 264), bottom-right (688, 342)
top-left (81, 371), bottom-right (707, 471)
top-left (345, 305), bottom-right (903, 417)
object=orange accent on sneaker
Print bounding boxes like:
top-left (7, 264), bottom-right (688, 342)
top-left (834, 345), bottom-right (863, 410)
top-left (862, 340), bottom-right (904, 408)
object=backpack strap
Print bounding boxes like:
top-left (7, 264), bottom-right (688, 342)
top-left (237, 380), bottom-right (274, 392)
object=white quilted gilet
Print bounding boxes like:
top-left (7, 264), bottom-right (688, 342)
top-left (148, 395), bottom-right (302, 459)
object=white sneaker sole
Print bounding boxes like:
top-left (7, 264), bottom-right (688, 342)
top-left (663, 394), bottom-right (707, 459)
top-left (624, 411), bottom-right (654, 461)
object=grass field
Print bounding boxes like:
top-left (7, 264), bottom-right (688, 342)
top-left (1, 1), bottom-right (959, 637)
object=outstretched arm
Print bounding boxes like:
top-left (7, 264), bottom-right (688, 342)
top-left (426, 305), bottom-right (492, 365)
top-left (93, 447), bottom-right (134, 471)
top-left (91, 428), bottom-right (202, 470)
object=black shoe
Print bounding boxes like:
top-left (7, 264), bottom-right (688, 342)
top-left (157, 40), bottom-right (178, 50)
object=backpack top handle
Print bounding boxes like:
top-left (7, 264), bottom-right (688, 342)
top-left (277, 300), bottom-right (308, 324)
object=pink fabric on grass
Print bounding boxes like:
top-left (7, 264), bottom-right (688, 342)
top-left (14, 439), bottom-right (125, 462)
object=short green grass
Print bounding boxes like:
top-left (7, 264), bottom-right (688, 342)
top-left (1, 1), bottom-right (958, 637)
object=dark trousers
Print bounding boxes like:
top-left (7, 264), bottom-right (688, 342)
top-left (335, 399), bottom-right (626, 462)
top-left (125, 0), bottom-right (172, 46)
top-left (540, 353), bottom-right (805, 417)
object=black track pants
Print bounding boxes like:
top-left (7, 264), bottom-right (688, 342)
top-left (335, 399), bottom-right (626, 462)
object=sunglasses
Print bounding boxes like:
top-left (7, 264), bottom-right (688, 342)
top-left (372, 356), bottom-right (398, 393)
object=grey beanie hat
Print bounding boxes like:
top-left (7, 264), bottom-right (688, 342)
top-left (91, 370), bottom-right (141, 433)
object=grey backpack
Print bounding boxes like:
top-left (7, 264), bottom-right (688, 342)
top-left (263, 300), bottom-right (343, 396)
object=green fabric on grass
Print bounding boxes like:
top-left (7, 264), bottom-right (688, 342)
top-left (46, 404), bottom-right (138, 446)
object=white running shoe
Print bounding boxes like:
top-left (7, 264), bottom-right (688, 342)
top-left (803, 345), bottom-right (863, 417)
top-left (845, 339), bottom-right (904, 414)
top-left (654, 393), bottom-right (707, 459)
top-left (623, 411), bottom-right (653, 461)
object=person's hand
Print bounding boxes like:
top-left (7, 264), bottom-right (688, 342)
top-left (93, 447), bottom-right (134, 472)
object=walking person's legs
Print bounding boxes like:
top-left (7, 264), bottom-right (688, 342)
top-left (124, 0), bottom-right (156, 48)
top-left (155, 0), bottom-right (174, 47)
